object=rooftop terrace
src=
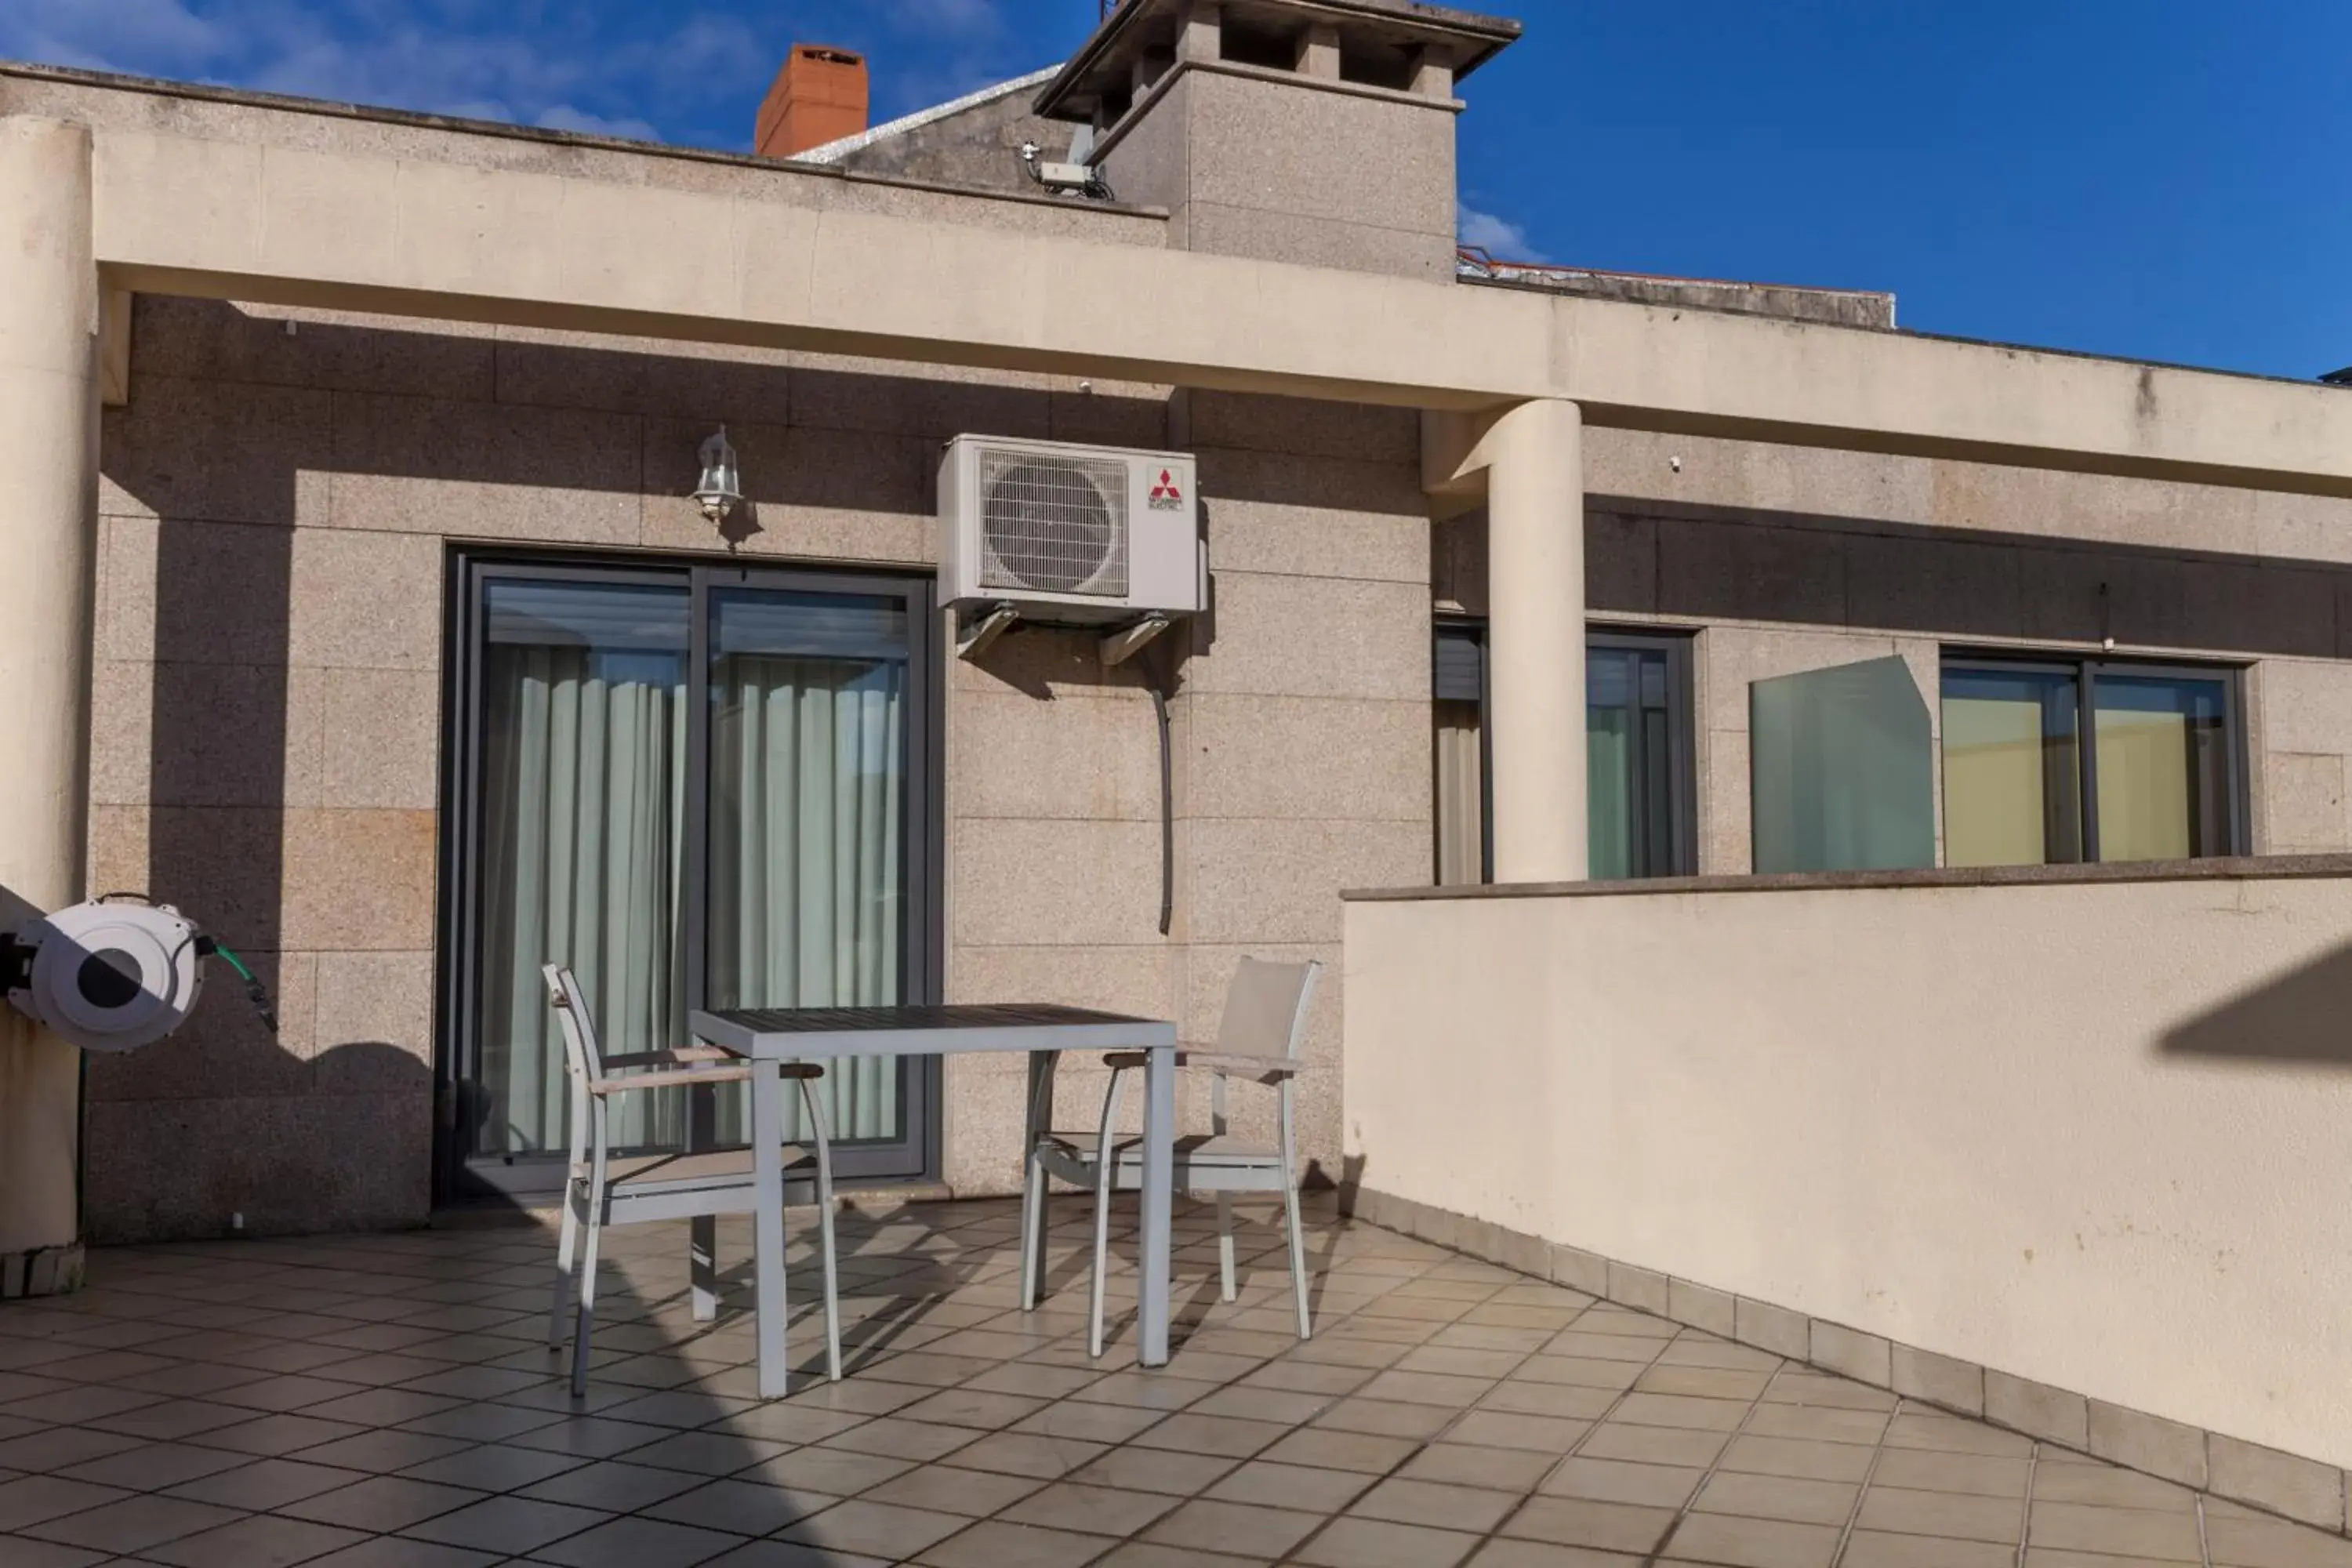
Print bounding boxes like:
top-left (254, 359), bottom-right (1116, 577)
top-left (1, 1197), bottom-right (2341, 1567)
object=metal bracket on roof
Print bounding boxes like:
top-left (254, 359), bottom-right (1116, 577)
top-left (956, 602), bottom-right (1021, 662)
top-left (1100, 614), bottom-right (1171, 668)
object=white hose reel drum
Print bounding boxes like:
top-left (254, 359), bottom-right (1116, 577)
top-left (3, 898), bottom-right (205, 1054)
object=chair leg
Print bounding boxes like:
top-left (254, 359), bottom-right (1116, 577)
top-left (546, 1180), bottom-right (581, 1348)
top-left (688, 1214), bottom-right (718, 1324)
top-left (1281, 1177), bottom-right (1312, 1341)
top-left (1087, 1157), bottom-right (1116, 1359)
top-left (569, 1194), bottom-right (604, 1398)
top-left (1019, 1152), bottom-right (1048, 1312)
top-left (1215, 1192), bottom-right (1237, 1303)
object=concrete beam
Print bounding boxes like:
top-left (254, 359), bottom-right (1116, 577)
top-left (82, 125), bottom-right (2352, 498)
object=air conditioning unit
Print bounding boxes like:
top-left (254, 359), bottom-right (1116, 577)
top-left (939, 436), bottom-right (1203, 629)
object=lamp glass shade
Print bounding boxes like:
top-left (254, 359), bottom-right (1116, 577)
top-left (694, 429), bottom-right (742, 514)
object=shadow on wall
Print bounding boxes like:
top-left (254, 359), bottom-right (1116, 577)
top-left (91, 299), bottom-right (1412, 1243)
top-left (88, 499), bottom-right (443, 1240)
top-left (2160, 939), bottom-right (2352, 1066)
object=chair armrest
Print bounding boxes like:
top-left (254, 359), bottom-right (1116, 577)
top-left (589, 1064), bottom-right (753, 1094)
top-left (603, 1046), bottom-right (735, 1069)
top-left (1189, 1051), bottom-right (1305, 1076)
top-left (1100, 1050), bottom-right (1302, 1077)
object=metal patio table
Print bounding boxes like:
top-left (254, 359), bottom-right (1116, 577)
top-left (689, 1003), bottom-right (1181, 1397)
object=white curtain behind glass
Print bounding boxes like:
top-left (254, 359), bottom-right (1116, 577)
top-left (1433, 701), bottom-right (1483, 886)
top-left (707, 655), bottom-right (906, 1142)
top-left (477, 645), bottom-right (687, 1155)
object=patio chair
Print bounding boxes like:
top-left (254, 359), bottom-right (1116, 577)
top-left (1019, 956), bottom-right (1322, 1358)
top-left (539, 963), bottom-right (842, 1396)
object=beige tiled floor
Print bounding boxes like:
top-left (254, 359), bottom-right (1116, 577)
top-left (1, 1196), bottom-right (2348, 1567)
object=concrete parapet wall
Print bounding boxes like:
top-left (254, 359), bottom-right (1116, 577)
top-left (1342, 861), bottom-right (2352, 1481)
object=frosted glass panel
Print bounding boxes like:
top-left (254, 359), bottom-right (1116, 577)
top-left (1942, 668), bottom-right (2081, 868)
top-left (1751, 655), bottom-right (1934, 873)
top-left (2095, 674), bottom-right (2229, 862)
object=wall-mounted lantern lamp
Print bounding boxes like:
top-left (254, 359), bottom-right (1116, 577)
top-left (692, 427), bottom-right (742, 523)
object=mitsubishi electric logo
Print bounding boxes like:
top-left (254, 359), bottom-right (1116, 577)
top-left (1147, 468), bottom-right (1185, 510)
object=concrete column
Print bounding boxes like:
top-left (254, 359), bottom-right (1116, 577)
top-left (1483, 398), bottom-right (1587, 883)
top-left (1295, 24), bottom-right (1341, 79)
top-left (1177, 2), bottom-right (1221, 63)
top-left (1412, 47), bottom-right (1456, 100)
top-left (0, 116), bottom-right (100, 1268)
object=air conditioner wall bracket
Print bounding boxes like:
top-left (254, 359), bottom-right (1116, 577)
top-left (1100, 614), bottom-right (1172, 668)
top-left (956, 602), bottom-right (1021, 662)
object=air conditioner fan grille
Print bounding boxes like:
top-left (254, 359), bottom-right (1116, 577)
top-left (978, 450), bottom-right (1129, 597)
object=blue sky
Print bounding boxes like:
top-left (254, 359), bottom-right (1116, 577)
top-left (5, 0), bottom-right (2345, 381)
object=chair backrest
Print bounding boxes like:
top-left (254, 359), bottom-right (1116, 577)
top-left (1214, 957), bottom-right (1322, 1063)
top-left (542, 964), bottom-right (603, 1087)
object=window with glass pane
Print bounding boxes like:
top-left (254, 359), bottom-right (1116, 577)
top-left (1939, 658), bottom-right (2238, 867)
top-left (450, 562), bottom-right (931, 1198)
top-left (1588, 644), bottom-right (1679, 879)
top-left (1432, 625), bottom-right (1488, 885)
top-left (1942, 667), bottom-right (2081, 867)
top-left (1432, 699), bottom-right (1484, 885)
top-left (1429, 625), bottom-right (1691, 883)
top-left (471, 579), bottom-right (690, 1160)
top-left (2093, 673), bottom-right (2234, 862)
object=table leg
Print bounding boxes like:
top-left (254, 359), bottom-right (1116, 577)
top-left (1018, 1050), bottom-right (1059, 1312)
top-left (1138, 1042), bottom-right (1175, 1367)
top-left (750, 1058), bottom-right (791, 1398)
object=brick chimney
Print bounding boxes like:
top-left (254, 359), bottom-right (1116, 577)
top-left (755, 45), bottom-right (869, 158)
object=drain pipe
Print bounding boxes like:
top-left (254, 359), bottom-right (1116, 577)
top-left (1150, 681), bottom-right (1173, 936)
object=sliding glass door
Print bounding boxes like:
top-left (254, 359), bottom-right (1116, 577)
top-left (442, 558), bottom-right (936, 1200)
top-left (470, 577), bottom-right (691, 1162)
top-left (702, 587), bottom-right (911, 1145)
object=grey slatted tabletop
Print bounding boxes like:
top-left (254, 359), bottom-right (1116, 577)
top-left (695, 1003), bottom-right (1174, 1054)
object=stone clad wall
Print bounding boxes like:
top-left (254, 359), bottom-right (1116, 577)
top-left (1436, 425), bottom-right (2352, 874)
top-left (83, 296), bottom-right (1427, 1240)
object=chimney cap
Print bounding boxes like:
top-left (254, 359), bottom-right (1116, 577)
top-left (1036, 0), bottom-right (1523, 124)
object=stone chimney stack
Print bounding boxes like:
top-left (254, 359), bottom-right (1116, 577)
top-left (1033, 0), bottom-right (1521, 281)
top-left (756, 45), bottom-right (870, 159)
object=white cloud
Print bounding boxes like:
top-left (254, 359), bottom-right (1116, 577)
top-left (0, 0), bottom-right (685, 137)
top-left (648, 13), bottom-right (770, 91)
top-left (1457, 201), bottom-right (1544, 261)
top-left (536, 103), bottom-right (661, 142)
top-left (0, 0), bottom-right (226, 74)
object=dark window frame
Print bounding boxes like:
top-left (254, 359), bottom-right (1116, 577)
top-left (1432, 616), bottom-right (1495, 882)
top-left (435, 548), bottom-right (945, 1207)
top-left (1939, 649), bottom-right (2250, 864)
top-left (1431, 619), bottom-right (1698, 883)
